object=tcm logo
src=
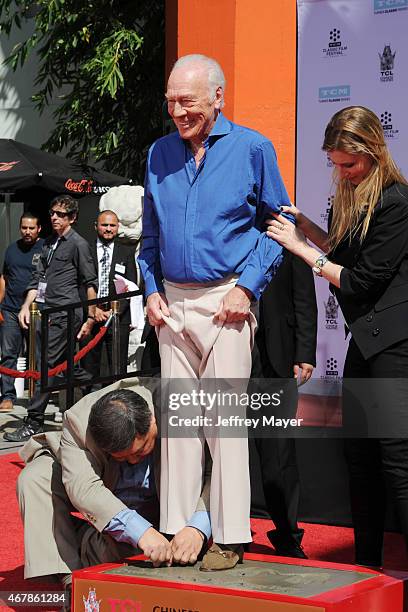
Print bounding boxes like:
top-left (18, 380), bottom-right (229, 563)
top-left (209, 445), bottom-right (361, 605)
top-left (319, 85), bottom-right (350, 98)
top-left (379, 45), bottom-right (396, 82)
top-left (324, 295), bottom-right (339, 330)
top-left (320, 195), bottom-right (334, 226)
top-left (323, 27), bottom-right (348, 57)
top-left (380, 110), bottom-right (399, 139)
top-left (328, 28), bottom-right (341, 46)
top-left (319, 85), bottom-right (351, 103)
top-left (374, 0), bottom-right (408, 12)
top-left (325, 357), bottom-right (339, 377)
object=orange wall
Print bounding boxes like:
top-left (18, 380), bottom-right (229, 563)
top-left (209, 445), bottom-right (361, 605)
top-left (166, 0), bottom-right (237, 117)
top-left (165, 0), bottom-right (297, 199)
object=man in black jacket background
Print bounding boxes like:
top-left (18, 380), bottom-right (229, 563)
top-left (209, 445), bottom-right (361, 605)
top-left (81, 210), bottom-right (138, 391)
top-left (250, 250), bottom-right (317, 558)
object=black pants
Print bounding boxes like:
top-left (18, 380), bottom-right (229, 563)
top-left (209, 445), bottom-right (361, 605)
top-left (81, 322), bottom-right (130, 392)
top-left (140, 324), bottom-right (161, 371)
top-left (249, 341), bottom-right (302, 544)
top-left (343, 337), bottom-right (408, 566)
top-left (0, 309), bottom-right (27, 401)
top-left (27, 313), bottom-right (90, 425)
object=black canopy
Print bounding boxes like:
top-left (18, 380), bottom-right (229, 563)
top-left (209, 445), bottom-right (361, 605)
top-left (0, 139), bottom-right (130, 196)
top-left (0, 139), bottom-right (132, 240)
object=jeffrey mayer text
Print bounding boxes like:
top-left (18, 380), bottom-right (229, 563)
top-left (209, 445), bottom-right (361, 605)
top-left (168, 414), bottom-right (304, 428)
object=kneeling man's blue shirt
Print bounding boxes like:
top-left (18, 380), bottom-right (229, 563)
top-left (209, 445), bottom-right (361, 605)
top-left (139, 113), bottom-right (291, 300)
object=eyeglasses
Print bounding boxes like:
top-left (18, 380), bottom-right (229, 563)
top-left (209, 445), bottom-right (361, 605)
top-left (49, 209), bottom-right (69, 218)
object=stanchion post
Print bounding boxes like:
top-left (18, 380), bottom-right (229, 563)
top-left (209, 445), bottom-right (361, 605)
top-left (111, 300), bottom-right (120, 376)
top-left (65, 307), bottom-right (75, 411)
top-left (28, 302), bottom-right (40, 397)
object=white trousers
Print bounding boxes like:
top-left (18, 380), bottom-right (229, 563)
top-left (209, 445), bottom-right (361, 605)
top-left (158, 277), bottom-right (256, 543)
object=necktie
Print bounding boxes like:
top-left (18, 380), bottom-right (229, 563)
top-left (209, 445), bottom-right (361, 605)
top-left (99, 245), bottom-right (110, 298)
top-left (46, 237), bottom-right (61, 267)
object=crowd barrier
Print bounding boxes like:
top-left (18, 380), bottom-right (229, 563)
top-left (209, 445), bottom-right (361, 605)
top-left (0, 290), bottom-right (155, 410)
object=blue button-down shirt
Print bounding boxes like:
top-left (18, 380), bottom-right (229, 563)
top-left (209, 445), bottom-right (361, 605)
top-left (139, 113), bottom-right (291, 300)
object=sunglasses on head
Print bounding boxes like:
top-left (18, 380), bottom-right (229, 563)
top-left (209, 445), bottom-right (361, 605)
top-left (49, 209), bottom-right (69, 218)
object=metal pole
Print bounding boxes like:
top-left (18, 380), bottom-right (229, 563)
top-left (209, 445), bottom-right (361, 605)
top-left (4, 192), bottom-right (11, 247)
top-left (40, 308), bottom-right (49, 394)
top-left (65, 308), bottom-right (75, 410)
top-left (28, 303), bottom-right (40, 397)
top-left (111, 300), bottom-right (120, 376)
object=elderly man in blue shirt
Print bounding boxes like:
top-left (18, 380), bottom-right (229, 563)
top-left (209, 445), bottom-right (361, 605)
top-left (139, 53), bottom-right (291, 571)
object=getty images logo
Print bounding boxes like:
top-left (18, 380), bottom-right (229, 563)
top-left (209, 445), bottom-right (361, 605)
top-left (319, 85), bottom-right (351, 103)
top-left (374, 0), bottom-right (408, 13)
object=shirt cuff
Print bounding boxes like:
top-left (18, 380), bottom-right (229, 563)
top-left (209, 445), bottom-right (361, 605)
top-left (238, 258), bottom-right (283, 300)
top-left (236, 272), bottom-right (263, 300)
top-left (145, 276), bottom-right (165, 298)
top-left (104, 508), bottom-right (153, 548)
top-left (186, 511), bottom-right (212, 541)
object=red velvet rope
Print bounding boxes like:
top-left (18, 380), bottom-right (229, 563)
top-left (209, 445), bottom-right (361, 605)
top-left (0, 325), bottom-right (108, 381)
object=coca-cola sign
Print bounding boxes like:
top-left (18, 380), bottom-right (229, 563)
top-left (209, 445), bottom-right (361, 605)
top-left (65, 178), bottom-right (94, 193)
top-left (65, 178), bottom-right (112, 195)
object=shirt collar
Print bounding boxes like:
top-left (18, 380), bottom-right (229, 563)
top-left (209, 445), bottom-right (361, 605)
top-left (207, 112), bottom-right (232, 139)
top-left (53, 227), bottom-right (73, 242)
top-left (97, 238), bottom-right (114, 250)
top-left (177, 112), bottom-right (232, 149)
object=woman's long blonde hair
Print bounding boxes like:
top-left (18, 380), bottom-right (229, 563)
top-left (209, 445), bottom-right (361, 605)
top-left (322, 106), bottom-right (407, 251)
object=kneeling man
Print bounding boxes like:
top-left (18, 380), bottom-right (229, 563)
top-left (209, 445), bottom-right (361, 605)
top-left (17, 379), bottom-right (211, 586)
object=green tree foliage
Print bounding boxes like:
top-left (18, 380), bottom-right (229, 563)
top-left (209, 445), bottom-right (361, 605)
top-left (0, 0), bottom-right (165, 182)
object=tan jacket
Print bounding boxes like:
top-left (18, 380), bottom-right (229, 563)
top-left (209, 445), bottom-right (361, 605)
top-left (20, 377), bottom-right (211, 533)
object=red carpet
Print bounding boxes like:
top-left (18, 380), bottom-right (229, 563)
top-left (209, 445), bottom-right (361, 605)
top-left (0, 452), bottom-right (407, 611)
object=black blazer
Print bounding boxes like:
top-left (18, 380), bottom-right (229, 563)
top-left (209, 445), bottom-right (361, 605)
top-left (330, 182), bottom-right (408, 359)
top-left (254, 251), bottom-right (317, 378)
top-left (91, 240), bottom-right (138, 325)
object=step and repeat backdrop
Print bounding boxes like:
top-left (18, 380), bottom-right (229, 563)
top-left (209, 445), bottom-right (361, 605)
top-left (297, 0), bottom-right (408, 395)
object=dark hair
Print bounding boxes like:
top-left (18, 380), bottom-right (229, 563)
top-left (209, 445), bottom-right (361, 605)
top-left (20, 211), bottom-right (40, 227)
top-left (50, 194), bottom-right (79, 220)
top-left (88, 389), bottom-right (152, 453)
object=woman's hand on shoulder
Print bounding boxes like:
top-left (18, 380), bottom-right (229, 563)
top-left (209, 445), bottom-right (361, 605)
top-left (280, 203), bottom-right (309, 230)
top-left (279, 202), bottom-right (319, 243)
top-left (280, 202), bottom-right (301, 218)
top-left (266, 213), bottom-right (308, 256)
